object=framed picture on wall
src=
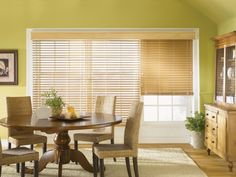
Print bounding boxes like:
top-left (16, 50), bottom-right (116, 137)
top-left (0, 50), bottom-right (18, 85)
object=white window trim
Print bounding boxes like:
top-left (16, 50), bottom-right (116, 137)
top-left (26, 29), bottom-right (33, 97)
top-left (141, 31), bottom-right (199, 126)
top-left (141, 37), bottom-right (199, 126)
top-left (26, 28), bottom-right (199, 143)
top-left (26, 28), bottom-right (199, 124)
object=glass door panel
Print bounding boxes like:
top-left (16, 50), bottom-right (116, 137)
top-left (225, 45), bottom-right (236, 104)
top-left (215, 48), bottom-right (224, 102)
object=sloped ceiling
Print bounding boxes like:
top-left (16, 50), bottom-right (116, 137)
top-left (183, 0), bottom-right (236, 24)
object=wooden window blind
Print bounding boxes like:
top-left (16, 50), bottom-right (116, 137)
top-left (32, 40), bottom-right (140, 119)
top-left (141, 40), bottom-right (193, 95)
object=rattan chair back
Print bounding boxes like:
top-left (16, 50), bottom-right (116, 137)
top-left (124, 101), bottom-right (143, 154)
top-left (6, 96), bottom-right (33, 136)
top-left (95, 96), bottom-right (116, 115)
top-left (0, 139), bottom-right (2, 158)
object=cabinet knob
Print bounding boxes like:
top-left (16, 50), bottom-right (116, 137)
top-left (212, 116), bottom-right (215, 119)
top-left (205, 137), bottom-right (208, 139)
top-left (206, 113), bottom-right (209, 116)
top-left (212, 128), bottom-right (215, 131)
top-left (206, 124), bottom-right (209, 127)
top-left (212, 141), bottom-right (215, 143)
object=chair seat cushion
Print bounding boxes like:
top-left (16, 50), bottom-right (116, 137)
top-left (74, 132), bottom-right (113, 143)
top-left (93, 144), bottom-right (136, 158)
top-left (8, 134), bottom-right (47, 146)
top-left (0, 147), bottom-right (39, 165)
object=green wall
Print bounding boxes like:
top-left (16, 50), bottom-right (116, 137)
top-left (0, 0), bottom-right (217, 138)
top-left (218, 16), bottom-right (236, 34)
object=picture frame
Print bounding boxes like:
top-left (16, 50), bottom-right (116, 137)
top-left (0, 50), bottom-right (18, 85)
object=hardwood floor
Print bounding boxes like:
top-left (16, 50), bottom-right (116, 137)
top-left (41, 143), bottom-right (236, 177)
top-left (139, 144), bottom-right (236, 177)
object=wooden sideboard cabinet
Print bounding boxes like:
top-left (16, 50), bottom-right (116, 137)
top-left (205, 31), bottom-right (236, 171)
top-left (204, 104), bottom-right (236, 171)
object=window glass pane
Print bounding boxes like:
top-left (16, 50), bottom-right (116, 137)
top-left (144, 106), bottom-right (158, 121)
top-left (173, 106), bottom-right (187, 121)
top-left (144, 96), bottom-right (157, 105)
top-left (143, 95), bottom-right (193, 122)
top-left (158, 106), bottom-right (172, 121)
top-left (173, 96), bottom-right (188, 105)
top-left (186, 105), bottom-right (193, 117)
top-left (187, 96), bottom-right (193, 108)
top-left (158, 96), bottom-right (172, 105)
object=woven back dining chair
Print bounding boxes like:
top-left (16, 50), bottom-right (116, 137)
top-left (73, 96), bottom-right (116, 162)
top-left (0, 138), bottom-right (39, 177)
top-left (6, 96), bottom-right (47, 172)
top-left (34, 107), bottom-right (52, 119)
top-left (93, 101), bottom-right (143, 177)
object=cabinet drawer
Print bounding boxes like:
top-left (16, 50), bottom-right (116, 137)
top-left (205, 119), bottom-right (217, 136)
top-left (205, 132), bottom-right (217, 149)
top-left (205, 110), bottom-right (217, 122)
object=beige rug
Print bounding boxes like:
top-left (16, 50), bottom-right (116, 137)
top-left (2, 148), bottom-right (207, 177)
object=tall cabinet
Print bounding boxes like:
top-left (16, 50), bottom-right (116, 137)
top-left (205, 31), bottom-right (236, 172)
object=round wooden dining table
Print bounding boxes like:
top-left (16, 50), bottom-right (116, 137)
top-left (0, 113), bottom-right (122, 177)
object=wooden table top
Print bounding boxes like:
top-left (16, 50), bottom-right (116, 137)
top-left (0, 113), bottom-right (122, 133)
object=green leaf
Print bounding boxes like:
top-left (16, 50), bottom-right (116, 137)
top-left (185, 111), bottom-right (205, 132)
top-left (41, 89), bottom-right (65, 110)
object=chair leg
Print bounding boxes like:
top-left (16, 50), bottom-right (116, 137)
top-left (74, 140), bottom-right (78, 151)
top-left (133, 157), bottom-right (139, 177)
top-left (15, 144), bottom-right (20, 173)
top-left (0, 165), bottom-right (2, 177)
top-left (125, 157), bottom-right (132, 177)
top-left (43, 142), bottom-right (47, 153)
top-left (100, 159), bottom-right (104, 177)
top-left (6, 143), bottom-right (12, 168)
top-left (34, 160), bottom-right (39, 177)
top-left (74, 140), bottom-right (78, 164)
top-left (16, 163), bottom-right (20, 173)
top-left (21, 162), bottom-right (25, 177)
top-left (93, 153), bottom-right (98, 177)
top-left (29, 144), bottom-right (34, 163)
top-left (58, 162), bottom-right (63, 177)
top-left (94, 142), bottom-right (100, 169)
top-left (8, 142), bottom-right (11, 149)
top-left (110, 139), bottom-right (116, 162)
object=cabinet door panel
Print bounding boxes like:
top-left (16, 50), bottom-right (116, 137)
top-left (217, 113), bottom-right (226, 159)
top-left (227, 112), bottom-right (236, 161)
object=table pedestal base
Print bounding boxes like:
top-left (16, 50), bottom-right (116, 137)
top-left (26, 131), bottom-right (93, 177)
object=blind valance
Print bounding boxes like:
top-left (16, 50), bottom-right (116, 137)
top-left (31, 31), bottom-right (196, 40)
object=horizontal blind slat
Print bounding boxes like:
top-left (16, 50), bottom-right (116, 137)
top-left (141, 39), bottom-right (193, 95)
top-left (32, 40), bottom-right (140, 119)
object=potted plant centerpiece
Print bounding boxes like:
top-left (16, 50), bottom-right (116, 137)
top-left (42, 89), bottom-right (65, 117)
top-left (185, 111), bottom-right (205, 149)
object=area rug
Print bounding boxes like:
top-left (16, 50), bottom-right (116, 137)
top-left (1, 148), bottom-right (207, 177)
